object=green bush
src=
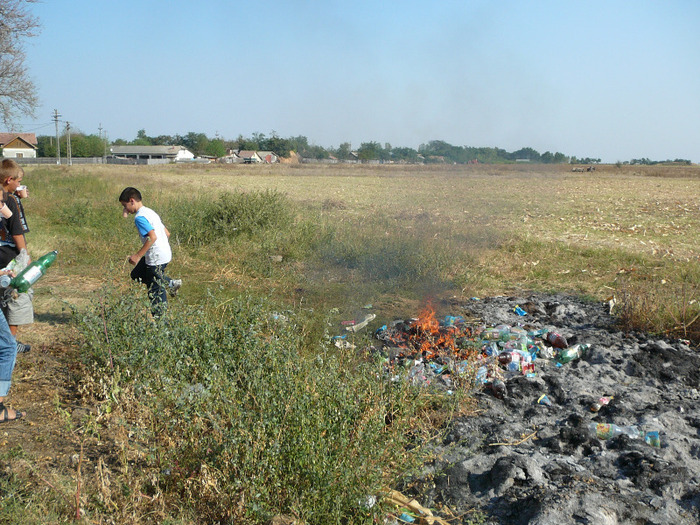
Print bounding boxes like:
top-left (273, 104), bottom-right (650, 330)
top-left (166, 190), bottom-right (292, 247)
top-left (76, 289), bottom-right (424, 524)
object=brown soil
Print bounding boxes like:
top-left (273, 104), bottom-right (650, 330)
top-left (0, 273), bottom-right (120, 514)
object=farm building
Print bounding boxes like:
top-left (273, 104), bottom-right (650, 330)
top-left (110, 145), bottom-right (194, 162)
top-left (237, 150), bottom-right (263, 163)
top-left (257, 151), bottom-right (278, 163)
top-left (0, 133), bottom-right (38, 158)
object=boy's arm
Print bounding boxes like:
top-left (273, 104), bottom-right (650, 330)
top-left (128, 230), bottom-right (157, 265)
top-left (165, 226), bottom-right (170, 238)
top-left (12, 234), bottom-right (27, 253)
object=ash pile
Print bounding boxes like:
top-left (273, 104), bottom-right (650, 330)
top-left (376, 293), bottom-right (700, 525)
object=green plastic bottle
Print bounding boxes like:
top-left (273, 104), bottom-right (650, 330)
top-left (10, 250), bottom-right (58, 293)
top-left (556, 343), bottom-right (590, 364)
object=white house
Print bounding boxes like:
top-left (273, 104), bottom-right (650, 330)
top-left (0, 133), bottom-right (38, 159)
top-left (110, 145), bottom-right (194, 162)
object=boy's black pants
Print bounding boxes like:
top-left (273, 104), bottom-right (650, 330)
top-left (130, 258), bottom-right (170, 317)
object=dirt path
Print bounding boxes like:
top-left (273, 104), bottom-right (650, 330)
top-left (1, 275), bottom-right (104, 502)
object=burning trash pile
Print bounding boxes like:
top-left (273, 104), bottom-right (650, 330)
top-left (372, 304), bottom-right (593, 402)
top-left (373, 294), bottom-right (700, 525)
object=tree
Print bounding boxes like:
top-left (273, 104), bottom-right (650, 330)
top-left (357, 141), bottom-right (382, 161)
top-left (132, 129), bottom-right (152, 145)
top-left (204, 138), bottom-right (226, 158)
top-left (0, 0), bottom-right (40, 127)
top-left (181, 132), bottom-right (209, 156)
top-left (335, 142), bottom-right (352, 160)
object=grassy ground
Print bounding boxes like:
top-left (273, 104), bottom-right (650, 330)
top-left (25, 162), bottom-right (700, 329)
top-left (1, 162), bottom-right (698, 524)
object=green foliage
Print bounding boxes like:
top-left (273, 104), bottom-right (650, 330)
top-left (166, 189), bottom-right (293, 247)
top-left (204, 138), bottom-right (226, 158)
top-left (37, 133), bottom-right (107, 157)
top-left (75, 290), bottom-right (424, 524)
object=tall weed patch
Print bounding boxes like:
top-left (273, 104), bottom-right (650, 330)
top-left (616, 276), bottom-right (700, 341)
top-left (76, 289), bottom-right (423, 524)
top-left (166, 190), bottom-right (292, 247)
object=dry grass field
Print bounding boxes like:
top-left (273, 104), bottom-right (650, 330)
top-left (26, 161), bottom-right (700, 326)
top-left (1, 161), bottom-right (698, 524)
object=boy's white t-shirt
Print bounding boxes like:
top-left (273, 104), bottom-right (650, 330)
top-left (134, 206), bottom-right (172, 266)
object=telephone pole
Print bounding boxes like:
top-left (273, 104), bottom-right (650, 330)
top-left (65, 122), bottom-right (72, 166)
top-left (98, 123), bottom-right (107, 163)
top-left (53, 109), bottom-right (61, 164)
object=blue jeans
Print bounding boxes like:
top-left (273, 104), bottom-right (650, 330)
top-left (0, 310), bottom-right (17, 397)
top-left (130, 259), bottom-right (173, 317)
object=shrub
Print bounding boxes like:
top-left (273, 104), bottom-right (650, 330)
top-left (166, 190), bottom-right (292, 247)
top-left (75, 288), bottom-right (425, 524)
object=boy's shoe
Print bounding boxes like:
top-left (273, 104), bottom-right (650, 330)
top-left (169, 279), bottom-right (182, 297)
top-left (16, 342), bottom-right (31, 353)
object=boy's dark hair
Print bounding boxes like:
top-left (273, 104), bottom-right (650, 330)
top-left (119, 187), bottom-right (142, 203)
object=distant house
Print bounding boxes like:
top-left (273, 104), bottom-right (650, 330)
top-left (110, 145), bottom-right (194, 162)
top-left (237, 150), bottom-right (262, 163)
top-left (257, 151), bottom-right (278, 163)
top-left (0, 133), bottom-right (38, 158)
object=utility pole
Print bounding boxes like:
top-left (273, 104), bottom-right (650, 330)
top-left (65, 122), bottom-right (72, 166)
top-left (53, 109), bottom-right (61, 164)
top-left (99, 123), bottom-right (107, 162)
top-left (98, 123), bottom-right (104, 164)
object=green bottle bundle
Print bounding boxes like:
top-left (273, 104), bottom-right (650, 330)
top-left (3, 250), bottom-right (58, 292)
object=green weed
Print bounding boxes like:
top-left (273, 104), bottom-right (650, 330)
top-left (74, 288), bottom-right (432, 524)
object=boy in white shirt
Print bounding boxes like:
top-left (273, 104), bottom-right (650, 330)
top-left (119, 187), bottom-right (181, 317)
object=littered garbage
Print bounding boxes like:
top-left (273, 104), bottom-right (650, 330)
top-left (588, 423), bottom-right (661, 447)
top-left (407, 361), bottom-right (431, 387)
top-left (514, 305), bottom-right (527, 316)
top-left (383, 489), bottom-right (451, 525)
top-left (589, 422), bottom-right (642, 440)
top-left (487, 380), bottom-right (507, 399)
top-left (546, 331), bottom-right (569, 349)
top-left (556, 343), bottom-right (590, 364)
top-left (346, 313), bottom-right (376, 333)
top-left (644, 430), bottom-right (661, 447)
top-left (537, 394), bottom-right (553, 406)
top-left (442, 315), bottom-right (465, 326)
top-left (335, 339), bottom-right (356, 350)
top-left (590, 396), bottom-right (614, 412)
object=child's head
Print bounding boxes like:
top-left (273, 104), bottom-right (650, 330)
top-left (119, 187), bottom-right (143, 216)
top-left (0, 159), bottom-right (24, 189)
top-left (119, 187), bottom-right (142, 203)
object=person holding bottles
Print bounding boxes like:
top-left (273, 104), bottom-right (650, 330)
top-left (0, 159), bottom-right (33, 354)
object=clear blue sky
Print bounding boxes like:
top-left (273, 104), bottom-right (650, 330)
top-left (16, 0), bottom-right (700, 163)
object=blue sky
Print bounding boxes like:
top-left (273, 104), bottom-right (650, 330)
top-left (15, 0), bottom-right (700, 162)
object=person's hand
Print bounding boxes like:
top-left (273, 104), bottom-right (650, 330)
top-left (127, 254), bottom-right (140, 266)
top-left (0, 269), bottom-right (15, 277)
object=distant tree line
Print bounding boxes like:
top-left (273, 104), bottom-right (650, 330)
top-left (34, 129), bottom-right (689, 166)
top-left (622, 158), bottom-right (692, 166)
